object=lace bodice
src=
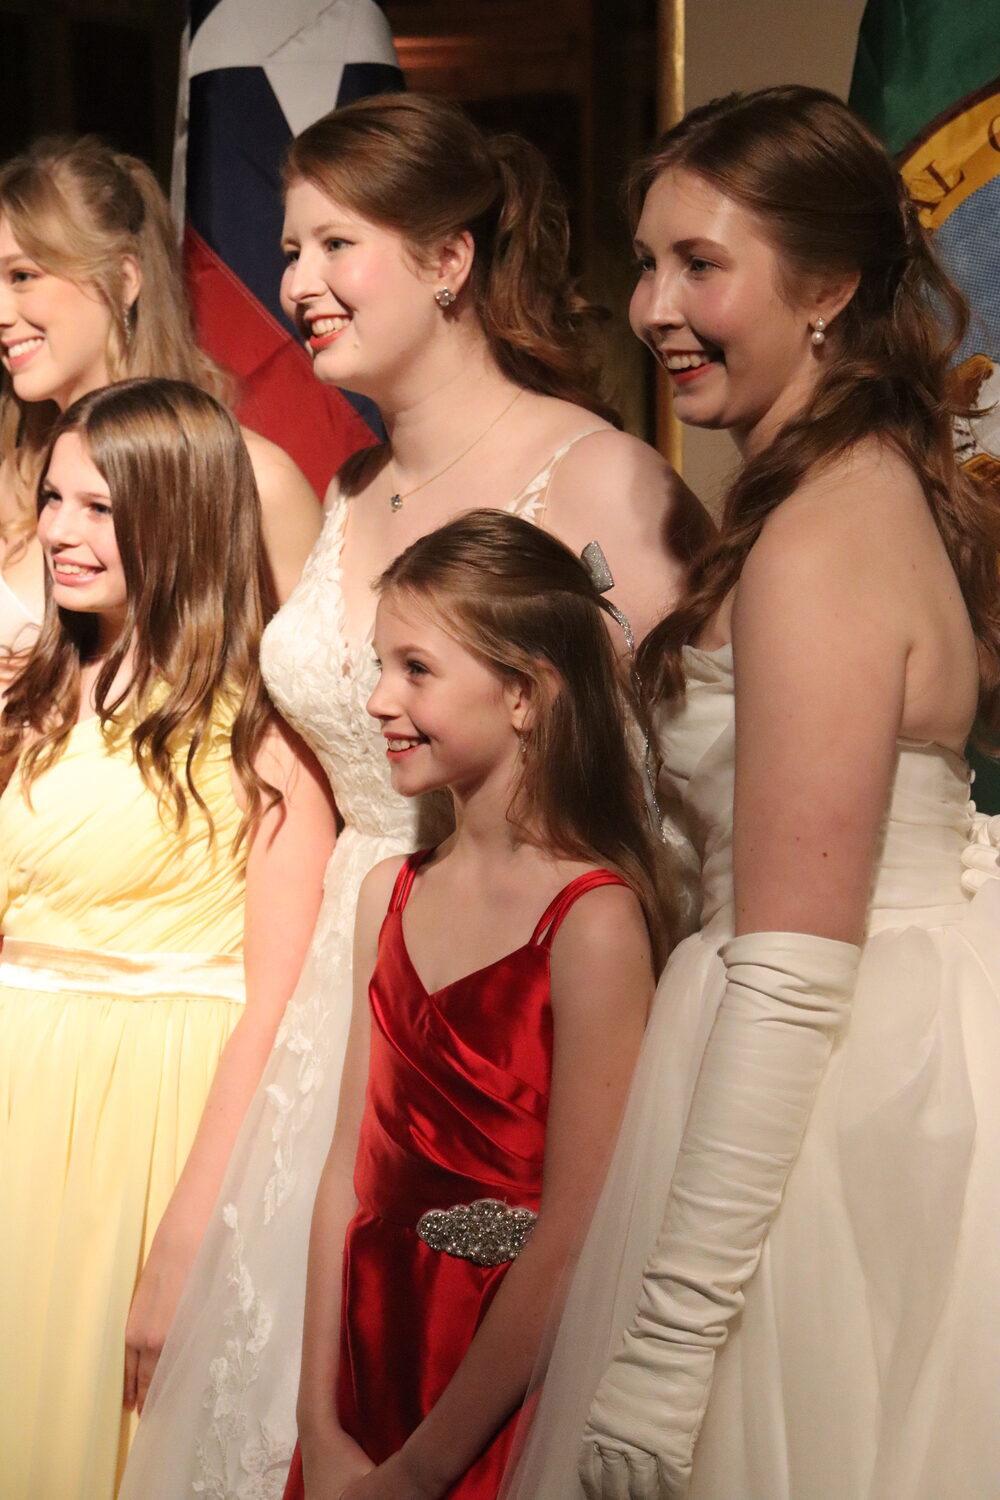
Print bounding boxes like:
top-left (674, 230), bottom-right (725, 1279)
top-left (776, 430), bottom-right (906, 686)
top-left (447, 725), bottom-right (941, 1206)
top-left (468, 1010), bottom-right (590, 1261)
top-left (261, 492), bottom-right (429, 840)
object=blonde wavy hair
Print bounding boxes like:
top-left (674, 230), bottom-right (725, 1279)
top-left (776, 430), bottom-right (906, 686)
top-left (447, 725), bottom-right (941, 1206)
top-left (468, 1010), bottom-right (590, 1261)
top-left (0, 136), bottom-right (229, 559)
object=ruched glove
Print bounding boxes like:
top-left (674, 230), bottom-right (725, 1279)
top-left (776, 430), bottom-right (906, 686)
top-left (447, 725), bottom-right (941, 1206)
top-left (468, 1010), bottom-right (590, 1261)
top-left (579, 930), bottom-right (861, 1500)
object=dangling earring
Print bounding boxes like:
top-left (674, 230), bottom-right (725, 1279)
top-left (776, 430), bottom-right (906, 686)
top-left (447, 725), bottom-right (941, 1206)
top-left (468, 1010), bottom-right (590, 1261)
top-left (123, 302), bottom-right (135, 349)
top-left (435, 286), bottom-right (457, 309)
top-left (810, 316), bottom-right (827, 347)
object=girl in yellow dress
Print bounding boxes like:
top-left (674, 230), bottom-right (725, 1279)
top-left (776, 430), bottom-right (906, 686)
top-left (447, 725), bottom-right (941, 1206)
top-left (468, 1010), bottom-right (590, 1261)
top-left (0, 377), bottom-right (336, 1500)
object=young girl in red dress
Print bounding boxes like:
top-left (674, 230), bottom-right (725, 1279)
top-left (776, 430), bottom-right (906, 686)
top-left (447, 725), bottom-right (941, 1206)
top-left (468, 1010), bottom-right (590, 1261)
top-left (282, 510), bottom-right (672, 1500)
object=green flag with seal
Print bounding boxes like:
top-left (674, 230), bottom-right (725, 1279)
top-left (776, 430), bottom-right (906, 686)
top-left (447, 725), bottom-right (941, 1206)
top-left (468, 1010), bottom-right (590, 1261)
top-left (850, 0), bottom-right (1000, 812)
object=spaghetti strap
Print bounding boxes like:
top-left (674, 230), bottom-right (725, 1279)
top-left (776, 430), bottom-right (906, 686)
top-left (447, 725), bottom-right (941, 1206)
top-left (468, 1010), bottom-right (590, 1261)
top-left (510, 426), bottom-right (607, 528)
top-left (530, 869), bottom-right (630, 948)
top-left (388, 848), bottom-right (435, 913)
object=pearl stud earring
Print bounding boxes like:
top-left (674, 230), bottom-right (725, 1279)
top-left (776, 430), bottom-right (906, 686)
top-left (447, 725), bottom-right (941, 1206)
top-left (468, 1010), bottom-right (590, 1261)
top-left (810, 317), bottom-right (827, 346)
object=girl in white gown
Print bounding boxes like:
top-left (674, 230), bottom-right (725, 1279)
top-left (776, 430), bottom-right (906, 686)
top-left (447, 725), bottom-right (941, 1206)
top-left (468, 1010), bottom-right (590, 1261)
top-left (504, 85), bottom-right (1000, 1500)
top-left (121, 93), bottom-right (703, 1499)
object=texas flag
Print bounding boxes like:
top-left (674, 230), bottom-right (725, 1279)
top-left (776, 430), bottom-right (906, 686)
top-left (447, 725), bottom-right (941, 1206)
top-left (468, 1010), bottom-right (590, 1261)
top-left (174, 1), bottom-right (403, 497)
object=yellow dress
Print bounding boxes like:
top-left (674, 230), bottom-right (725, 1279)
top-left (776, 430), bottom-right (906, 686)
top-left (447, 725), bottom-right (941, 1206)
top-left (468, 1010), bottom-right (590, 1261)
top-left (0, 704), bottom-right (247, 1500)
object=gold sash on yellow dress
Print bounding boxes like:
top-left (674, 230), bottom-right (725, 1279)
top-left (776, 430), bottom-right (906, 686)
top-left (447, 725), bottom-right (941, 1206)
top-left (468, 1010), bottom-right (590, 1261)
top-left (0, 937), bottom-right (246, 1003)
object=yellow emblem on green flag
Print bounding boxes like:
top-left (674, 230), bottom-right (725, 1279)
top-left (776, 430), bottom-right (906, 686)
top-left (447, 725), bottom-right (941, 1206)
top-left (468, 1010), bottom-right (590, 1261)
top-left (850, 2), bottom-right (1000, 808)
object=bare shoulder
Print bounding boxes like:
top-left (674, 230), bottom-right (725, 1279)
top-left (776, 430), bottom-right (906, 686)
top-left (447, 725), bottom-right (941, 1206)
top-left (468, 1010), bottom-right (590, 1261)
top-left (553, 426), bottom-right (690, 510)
top-left (357, 855), bottom-right (407, 926)
top-left (738, 440), bottom-right (942, 670)
top-left (548, 878), bottom-right (653, 977)
top-left (240, 427), bottom-right (318, 506)
top-left (240, 426), bottom-right (301, 479)
top-left (547, 424), bottom-right (711, 564)
top-left (759, 441), bottom-right (927, 553)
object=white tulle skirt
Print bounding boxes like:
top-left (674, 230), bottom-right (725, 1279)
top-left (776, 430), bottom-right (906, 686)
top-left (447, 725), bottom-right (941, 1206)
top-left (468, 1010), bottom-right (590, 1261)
top-left (119, 826), bottom-right (411, 1500)
top-left (503, 882), bottom-right (1000, 1500)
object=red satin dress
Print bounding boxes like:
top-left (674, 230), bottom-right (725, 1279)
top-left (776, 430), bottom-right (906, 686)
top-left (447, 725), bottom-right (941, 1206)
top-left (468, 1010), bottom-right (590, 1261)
top-left (283, 850), bottom-right (628, 1500)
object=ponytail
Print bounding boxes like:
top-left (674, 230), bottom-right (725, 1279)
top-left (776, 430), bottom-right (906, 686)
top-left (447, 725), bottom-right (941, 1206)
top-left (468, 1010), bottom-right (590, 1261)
top-left (477, 134), bottom-right (616, 419)
top-left (286, 93), bottom-right (617, 421)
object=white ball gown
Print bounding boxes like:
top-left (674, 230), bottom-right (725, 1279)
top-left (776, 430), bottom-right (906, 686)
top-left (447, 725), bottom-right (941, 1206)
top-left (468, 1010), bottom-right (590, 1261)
top-left (504, 642), bottom-right (1000, 1500)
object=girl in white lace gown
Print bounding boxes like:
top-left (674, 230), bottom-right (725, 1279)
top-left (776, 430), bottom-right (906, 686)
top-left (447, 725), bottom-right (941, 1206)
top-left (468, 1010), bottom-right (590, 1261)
top-left (505, 86), bottom-right (1000, 1500)
top-left (121, 94), bottom-right (703, 1500)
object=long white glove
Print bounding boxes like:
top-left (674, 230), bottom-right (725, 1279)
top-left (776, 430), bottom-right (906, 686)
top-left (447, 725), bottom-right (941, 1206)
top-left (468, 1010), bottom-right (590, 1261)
top-left (579, 930), bottom-right (861, 1500)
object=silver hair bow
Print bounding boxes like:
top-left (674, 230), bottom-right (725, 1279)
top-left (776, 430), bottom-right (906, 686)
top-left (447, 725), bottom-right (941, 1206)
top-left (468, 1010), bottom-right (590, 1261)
top-left (580, 540), bottom-right (661, 835)
top-left (581, 540), bottom-right (634, 652)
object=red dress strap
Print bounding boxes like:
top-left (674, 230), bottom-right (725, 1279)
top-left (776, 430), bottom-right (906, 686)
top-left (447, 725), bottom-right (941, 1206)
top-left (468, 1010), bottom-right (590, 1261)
top-left (387, 848), bottom-right (435, 913)
top-left (530, 869), bottom-right (630, 949)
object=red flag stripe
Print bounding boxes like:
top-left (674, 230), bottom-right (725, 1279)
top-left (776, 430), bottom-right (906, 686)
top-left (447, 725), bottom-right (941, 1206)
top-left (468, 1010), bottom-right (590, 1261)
top-left (185, 224), bottom-right (376, 497)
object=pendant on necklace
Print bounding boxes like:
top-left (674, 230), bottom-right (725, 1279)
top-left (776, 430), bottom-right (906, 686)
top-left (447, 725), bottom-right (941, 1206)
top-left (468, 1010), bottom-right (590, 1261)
top-left (389, 493), bottom-right (403, 512)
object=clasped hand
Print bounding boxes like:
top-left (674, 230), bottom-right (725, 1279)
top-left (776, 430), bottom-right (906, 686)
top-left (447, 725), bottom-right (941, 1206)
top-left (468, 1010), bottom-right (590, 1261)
top-left (303, 1432), bottom-right (442, 1500)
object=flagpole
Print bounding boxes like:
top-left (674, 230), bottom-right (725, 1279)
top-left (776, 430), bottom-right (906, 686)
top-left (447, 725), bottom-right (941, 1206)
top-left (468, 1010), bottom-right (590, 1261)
top-left (656, 0), bottom-right (684, 471)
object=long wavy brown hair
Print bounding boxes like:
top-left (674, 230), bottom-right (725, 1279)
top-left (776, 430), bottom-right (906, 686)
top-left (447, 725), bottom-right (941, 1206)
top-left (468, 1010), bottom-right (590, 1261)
top-left (376, 509), bottom-right (677, 966)
top-left (0, 136), bottom-right (229, 558)
top-left (0, 378), bottom-right (277, 847)
top-left (632, 86), bottom-right (1000, 747)
top-left (285, 93), bottom-right (618, 424)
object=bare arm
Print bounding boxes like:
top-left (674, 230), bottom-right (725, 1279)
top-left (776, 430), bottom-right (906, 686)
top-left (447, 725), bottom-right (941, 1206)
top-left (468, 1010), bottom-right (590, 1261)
top-left (124, 720), bottom-right (337, 1412)
top-left (243, 429), bottom-right (323, 604)
top-left (295, 858), bottom-right (403, 1494)
top-left (341, 883), bottom-right (654, 1500)
top-left (544, 430), bottom-right (712, 645)
top-left (732, 493), bottom-right (909, 940)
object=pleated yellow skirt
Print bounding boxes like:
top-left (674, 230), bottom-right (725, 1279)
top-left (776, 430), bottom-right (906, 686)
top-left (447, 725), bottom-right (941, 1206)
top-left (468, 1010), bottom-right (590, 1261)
top-left (0, 940), bottom-right (244, 1500)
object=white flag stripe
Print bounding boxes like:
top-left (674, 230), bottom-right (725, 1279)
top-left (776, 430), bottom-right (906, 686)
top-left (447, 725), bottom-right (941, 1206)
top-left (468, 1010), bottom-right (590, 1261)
top-left (188, 0), bottom-right (397, 133)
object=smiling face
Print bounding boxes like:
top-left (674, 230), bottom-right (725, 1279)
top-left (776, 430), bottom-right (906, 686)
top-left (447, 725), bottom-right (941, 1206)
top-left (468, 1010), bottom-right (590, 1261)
top-left (0, 219), bottom-right (116, 411)
top-left (36, 431), bottom-right (127, 642)
top-left (279, 178), bottom-right (440, 405)
top-left (630, 168), bottom-right (825, 456)
top-left (367, 593), bottom-right (526, 805)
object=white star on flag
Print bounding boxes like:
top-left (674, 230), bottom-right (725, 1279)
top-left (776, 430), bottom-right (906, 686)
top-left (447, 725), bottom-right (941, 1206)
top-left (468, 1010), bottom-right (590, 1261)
top-left (188, 0), bottom-right (396, 134)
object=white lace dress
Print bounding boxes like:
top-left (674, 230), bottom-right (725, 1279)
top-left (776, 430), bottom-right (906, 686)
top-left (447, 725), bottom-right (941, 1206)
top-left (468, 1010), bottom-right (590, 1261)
top-left (120, 434), bottom-right (598, 1500)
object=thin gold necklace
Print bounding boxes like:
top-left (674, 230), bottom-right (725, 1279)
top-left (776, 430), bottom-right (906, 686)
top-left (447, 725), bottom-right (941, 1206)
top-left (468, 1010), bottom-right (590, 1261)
top-left (388, 388), bottom-right (524, 511)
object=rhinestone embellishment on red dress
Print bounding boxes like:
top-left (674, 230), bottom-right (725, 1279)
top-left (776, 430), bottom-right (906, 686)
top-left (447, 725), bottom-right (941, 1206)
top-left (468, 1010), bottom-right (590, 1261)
top-left (416, 1198), bottom-right (538, 1266)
